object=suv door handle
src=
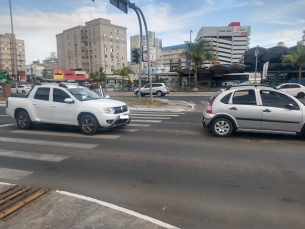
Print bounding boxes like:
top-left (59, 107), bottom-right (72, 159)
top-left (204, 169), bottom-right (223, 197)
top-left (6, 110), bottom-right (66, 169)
top-left (229, 107), bottom-right (237, 110)
top-left (263, 109), bottom-right (271, 112)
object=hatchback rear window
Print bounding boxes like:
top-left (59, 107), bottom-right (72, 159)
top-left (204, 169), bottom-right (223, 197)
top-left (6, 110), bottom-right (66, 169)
top-left (208, 90), bottom-right (223, 103)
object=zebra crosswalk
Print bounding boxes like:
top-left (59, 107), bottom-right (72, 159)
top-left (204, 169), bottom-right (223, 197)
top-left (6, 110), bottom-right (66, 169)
top-left (0, 110), bottom-right (186, 182)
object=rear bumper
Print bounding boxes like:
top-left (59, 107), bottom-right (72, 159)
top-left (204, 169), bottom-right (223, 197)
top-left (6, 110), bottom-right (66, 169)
top-left (202, 113), bottom-right (214, 128)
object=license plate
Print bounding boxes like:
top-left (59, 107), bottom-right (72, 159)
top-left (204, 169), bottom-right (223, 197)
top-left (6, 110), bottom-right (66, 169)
top-left (120, 114), bottom-right (129, 119)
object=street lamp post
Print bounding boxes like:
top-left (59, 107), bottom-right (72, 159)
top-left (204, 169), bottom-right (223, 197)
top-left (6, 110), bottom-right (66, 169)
top-left (9, 0), bottom-right (17, 82)
top-left (188, 30), bottom-right (193, 93)
top-left (254, 45), bottom-right (259, 84)
top-left (102, 60), bottom-right (106, 92)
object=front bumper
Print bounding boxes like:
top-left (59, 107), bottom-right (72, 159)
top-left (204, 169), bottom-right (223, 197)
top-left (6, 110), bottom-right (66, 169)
top-left (109, 114), bottom-right (131, 128)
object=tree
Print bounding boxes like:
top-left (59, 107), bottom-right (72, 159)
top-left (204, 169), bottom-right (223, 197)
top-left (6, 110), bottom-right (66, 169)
top-left (117, 66), bottom-right (134, 80)
top-left (283, 44), bottom-right (305, 84)
top-left (181, 39), bottom-right (217, 90)
top-left (88, 67), bottom-right (106, 83)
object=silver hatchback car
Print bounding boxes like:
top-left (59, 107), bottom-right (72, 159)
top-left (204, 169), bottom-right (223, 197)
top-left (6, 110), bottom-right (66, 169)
top-left (202, 85), bottom-right (305, 137)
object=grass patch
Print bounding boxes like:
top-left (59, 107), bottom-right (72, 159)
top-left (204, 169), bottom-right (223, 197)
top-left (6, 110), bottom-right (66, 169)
top-left (0, 96), bottom-right (8, 101)
top-left (113, 97), bottom-right (168, 106)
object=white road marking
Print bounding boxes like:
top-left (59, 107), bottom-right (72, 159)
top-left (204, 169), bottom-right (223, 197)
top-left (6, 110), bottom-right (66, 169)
top-left (116, 129), bottom-right (138, 132)
top-left (57, 191), bottom-right (180, 229)
top-left (131, 114), bottom-right (178, 117)
top-left (0, 149), bottom-right (69, 162)
top-left (131, 120), bottom-right (162, 123)
top-left (11, 130), bottom-right (120, 139)
top-left (130, 116), bottom-right (170, 120)
top-left (0, 124), bottom-right (15, 128)
top-left (128, 124), bottom-right (151, 127)
top-left (0, 115), bottom-right (8, 116)
top-left (187, 101), bottom-right (196, 105)
top-left (0, 137), bottom-right (99, 149)
top-left (131, 112), bottom-right (185, 115)
top-left (0, 168), bottom-right (33, 180)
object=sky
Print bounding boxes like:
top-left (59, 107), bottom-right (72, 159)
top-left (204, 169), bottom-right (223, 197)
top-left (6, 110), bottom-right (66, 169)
top-left (0, 0), bottom-right (304, 64)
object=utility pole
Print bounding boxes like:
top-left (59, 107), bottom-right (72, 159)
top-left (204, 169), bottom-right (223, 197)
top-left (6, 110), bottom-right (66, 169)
top-left (9, 0), bottom-right (17, 82)
top-left (254, 45), bottom-right (259, 84)
top-left (188, 30), bottom-right (192, 93)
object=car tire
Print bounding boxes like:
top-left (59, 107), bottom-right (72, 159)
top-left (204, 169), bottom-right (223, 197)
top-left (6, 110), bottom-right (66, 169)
top-left (22, 90), bottom-right (26, 94)
top-left (156, 90), bottom-right (163, 97)
top-left (16, 111), bottom-right (33, 130)
top-left (135, 91), bottom-right (138, 96)
top-left (211, 118), bottom-right (233, 137)
top-left (141, 93), bottom-right (145, 97)
top-left (79, 115), bottom-right (99, 135)
top-left (297, 92), bottom-right (305, 98)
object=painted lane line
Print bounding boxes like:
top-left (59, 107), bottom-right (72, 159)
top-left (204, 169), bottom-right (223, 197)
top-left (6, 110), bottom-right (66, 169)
top-left (0, 149), bottom-right (69, 162)
top-left (116, 129), bottom-right (138, 132)
top-left (57, 191), bottom-right (180, 229)
top-left (11, 130), bottom-right (120, 139)
top-left (131, 120), bottom-right (162, 123)
top-left (0, 124), bottom-right (15, 128)
top-left (128, 124), bottom-right (151, 127)
top-left (131, 114), bottom-right (179, 117)
top-left (0, 181), bottom-right (15, 185)
top-left (0, 168), bottom-right (33, 181)
top-left (130, 116), bottom-right (170, 120)
top-left (0, 137), bottom-right (99, 149)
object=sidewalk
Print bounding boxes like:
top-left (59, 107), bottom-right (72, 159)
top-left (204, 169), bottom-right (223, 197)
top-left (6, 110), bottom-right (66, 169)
top-left (0, 183), bottom-right (179, 229)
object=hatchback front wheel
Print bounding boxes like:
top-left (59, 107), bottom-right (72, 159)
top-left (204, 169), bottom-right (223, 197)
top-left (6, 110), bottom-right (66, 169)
top-left (211, 118), bottom-right (233, 137)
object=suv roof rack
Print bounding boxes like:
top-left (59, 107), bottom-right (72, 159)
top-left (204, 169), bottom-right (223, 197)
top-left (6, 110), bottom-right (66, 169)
top-left (225, 84), bottom-right (275, 90)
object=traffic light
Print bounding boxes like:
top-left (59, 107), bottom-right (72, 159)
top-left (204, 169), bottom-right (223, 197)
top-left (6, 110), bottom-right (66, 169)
top-left (131, 48), bottom-right (139, 64)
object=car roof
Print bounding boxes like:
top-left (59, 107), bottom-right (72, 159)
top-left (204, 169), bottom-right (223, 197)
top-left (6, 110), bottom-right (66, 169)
top-left (225, 84), bottom-right (277, 91)
top-left (35, 83), bottom-right (86, 89)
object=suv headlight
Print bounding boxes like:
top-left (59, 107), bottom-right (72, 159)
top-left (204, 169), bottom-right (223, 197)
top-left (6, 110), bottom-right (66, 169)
top-left (103, 107), bottom-right (115, 114)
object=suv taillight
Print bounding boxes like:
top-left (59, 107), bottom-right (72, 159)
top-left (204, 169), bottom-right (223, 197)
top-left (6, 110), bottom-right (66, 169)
top-left (206, 99), bottom-right (214, 114)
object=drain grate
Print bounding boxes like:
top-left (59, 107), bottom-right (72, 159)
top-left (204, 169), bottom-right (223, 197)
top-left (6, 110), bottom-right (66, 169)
top-left (0, 185), bottom-right (53, 221)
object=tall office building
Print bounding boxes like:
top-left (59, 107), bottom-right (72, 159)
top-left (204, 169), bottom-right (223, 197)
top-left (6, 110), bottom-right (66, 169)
top-left (0, 33), bottom-right (26, 80)
top-left (195, 22), bottom-right (251, 65)
top-left (56, 18), bottom-right (127, 75)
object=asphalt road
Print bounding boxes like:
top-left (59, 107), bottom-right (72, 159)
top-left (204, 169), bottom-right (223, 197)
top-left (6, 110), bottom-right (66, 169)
top-left (0, 97), bottom-right (305, 229)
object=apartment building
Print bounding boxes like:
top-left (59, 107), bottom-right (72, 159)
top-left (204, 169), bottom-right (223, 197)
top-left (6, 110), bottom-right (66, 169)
top-left (0, 33), bottom-right (26, 80)
top-left (195, 22), bottom-right (251, 65)
top-left (130, 31), bottom-right (162, 76)
top-left (161, 44), bottom-right (190, 71)
top-left (56, 18), bottom-right (127, 75)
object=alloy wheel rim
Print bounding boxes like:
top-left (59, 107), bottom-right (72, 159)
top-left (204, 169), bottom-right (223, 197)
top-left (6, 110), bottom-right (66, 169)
top-left (215, 121), bottom-right (230, 135)
top-left (18, 114), bottom-right (28, 128)
top-left (82, 118), bottom-right (94, 132)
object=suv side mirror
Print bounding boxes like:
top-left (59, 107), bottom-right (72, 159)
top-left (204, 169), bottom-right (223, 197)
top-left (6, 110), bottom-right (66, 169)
top-left (64, 98), bottom-right (75, 104)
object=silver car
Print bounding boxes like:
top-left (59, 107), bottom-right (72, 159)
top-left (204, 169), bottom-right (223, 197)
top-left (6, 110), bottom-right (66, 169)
top-left (202, 85), bottom-right (305, 137)
top-left (134, 83), bottom-right (169, 97)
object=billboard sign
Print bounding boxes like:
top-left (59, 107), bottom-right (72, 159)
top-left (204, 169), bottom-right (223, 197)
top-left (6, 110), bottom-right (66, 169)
top-left (233, 26), bottom-right (248, 36)
top-left (142, 47), bottom-right (157, 63)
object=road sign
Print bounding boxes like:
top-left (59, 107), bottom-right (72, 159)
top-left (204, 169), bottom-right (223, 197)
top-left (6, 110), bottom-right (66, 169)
top-left (109, 0), bottom-right (128, 14)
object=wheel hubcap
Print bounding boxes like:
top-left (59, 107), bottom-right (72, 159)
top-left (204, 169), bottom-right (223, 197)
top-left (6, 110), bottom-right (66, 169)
top-left (215, 121), bottom-right (230, 135)
top-left (82, 119), bottom-right (94, 132)
top-left (18, 115), bottom-right (28, 128)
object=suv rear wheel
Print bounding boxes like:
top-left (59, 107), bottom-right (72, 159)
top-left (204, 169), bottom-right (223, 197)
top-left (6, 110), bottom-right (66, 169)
top-left (156, 90), bottom-right (163, 97)
top-left (211, 118), bottom-right (233, 137)
top-left (16, 111), bottom-right (33, 130)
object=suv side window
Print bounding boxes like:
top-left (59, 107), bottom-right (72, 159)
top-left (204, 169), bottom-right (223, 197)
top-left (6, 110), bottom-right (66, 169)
top-left (34, 88), bottom-right (50, 101)
top-left (290, 84), bottom-right (300, 88)
top-left (144, 85), bottom-right (150, 88)
top-left (232, 90), bottom-right (256, 105)
top-left (220, 92), bottom-right (232, 104)
top-left (260, 90), bottom-right (299, 110)
top-left (53, 88), bottom-right (70, 103)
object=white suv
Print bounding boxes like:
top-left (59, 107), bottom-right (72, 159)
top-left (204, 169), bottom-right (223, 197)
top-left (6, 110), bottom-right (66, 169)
top-left (276, 83), bottom-right (305, 98)
top-left (134, 83), bottom-right (169, 97)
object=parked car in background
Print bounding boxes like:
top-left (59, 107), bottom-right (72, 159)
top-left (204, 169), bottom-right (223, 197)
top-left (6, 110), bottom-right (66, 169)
top-left (134, 83), bottom-right (169, 97)
top-left (276, 83), bottom-right (305, 98)
top-left (202, 85), bottom-right (305, 137)
top-left (11, 84), bottom-right (33, 94)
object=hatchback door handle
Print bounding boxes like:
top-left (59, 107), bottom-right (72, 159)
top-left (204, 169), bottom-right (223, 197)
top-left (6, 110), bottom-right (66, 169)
top-left (33, 103), bottom-right (37, 105)
top-left (51, 105), bottom-right (56, 107)
top-left (229, 107), bottom-right (237, 110)
top-left (263, 109), bottom-right (271, 112)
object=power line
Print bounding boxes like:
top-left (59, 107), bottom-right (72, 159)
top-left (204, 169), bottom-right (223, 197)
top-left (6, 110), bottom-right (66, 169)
top-left (260, 36), bottom-right (302, 48)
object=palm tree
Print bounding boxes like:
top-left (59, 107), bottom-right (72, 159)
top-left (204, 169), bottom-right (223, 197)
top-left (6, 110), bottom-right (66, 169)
top-left (182, 39), bottom-right (216, 90)
top-left (116, 66), bottom-right (134, 90)
top-left (283, 44), bottom-right (305, 84)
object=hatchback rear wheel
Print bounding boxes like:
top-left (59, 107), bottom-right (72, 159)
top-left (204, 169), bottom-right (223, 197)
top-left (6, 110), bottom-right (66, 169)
top-left (211, 118), bottom-right (233, 137)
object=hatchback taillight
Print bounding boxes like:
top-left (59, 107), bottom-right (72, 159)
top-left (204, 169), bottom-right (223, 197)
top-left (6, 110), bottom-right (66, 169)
top-left (206, 99), bottom-right (214, 114)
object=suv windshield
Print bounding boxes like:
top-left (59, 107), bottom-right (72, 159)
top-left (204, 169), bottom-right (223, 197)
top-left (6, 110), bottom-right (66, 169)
top-left (68, 88), bottom-right (102, 101)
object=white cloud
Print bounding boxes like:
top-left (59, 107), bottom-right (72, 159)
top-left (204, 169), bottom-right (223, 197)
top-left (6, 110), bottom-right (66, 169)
top-left (235, 1), bottom-right (264, 7)
top-left (297, 19), bottom-right (305, 24)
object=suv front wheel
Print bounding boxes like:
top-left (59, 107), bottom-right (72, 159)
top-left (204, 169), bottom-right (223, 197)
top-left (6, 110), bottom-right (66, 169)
top-left (211, 118), bottom-right (233, 137)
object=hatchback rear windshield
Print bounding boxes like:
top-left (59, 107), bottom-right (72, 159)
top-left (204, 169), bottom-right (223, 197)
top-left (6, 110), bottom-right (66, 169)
top-left (208, 90), bottom-right (223, 103)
